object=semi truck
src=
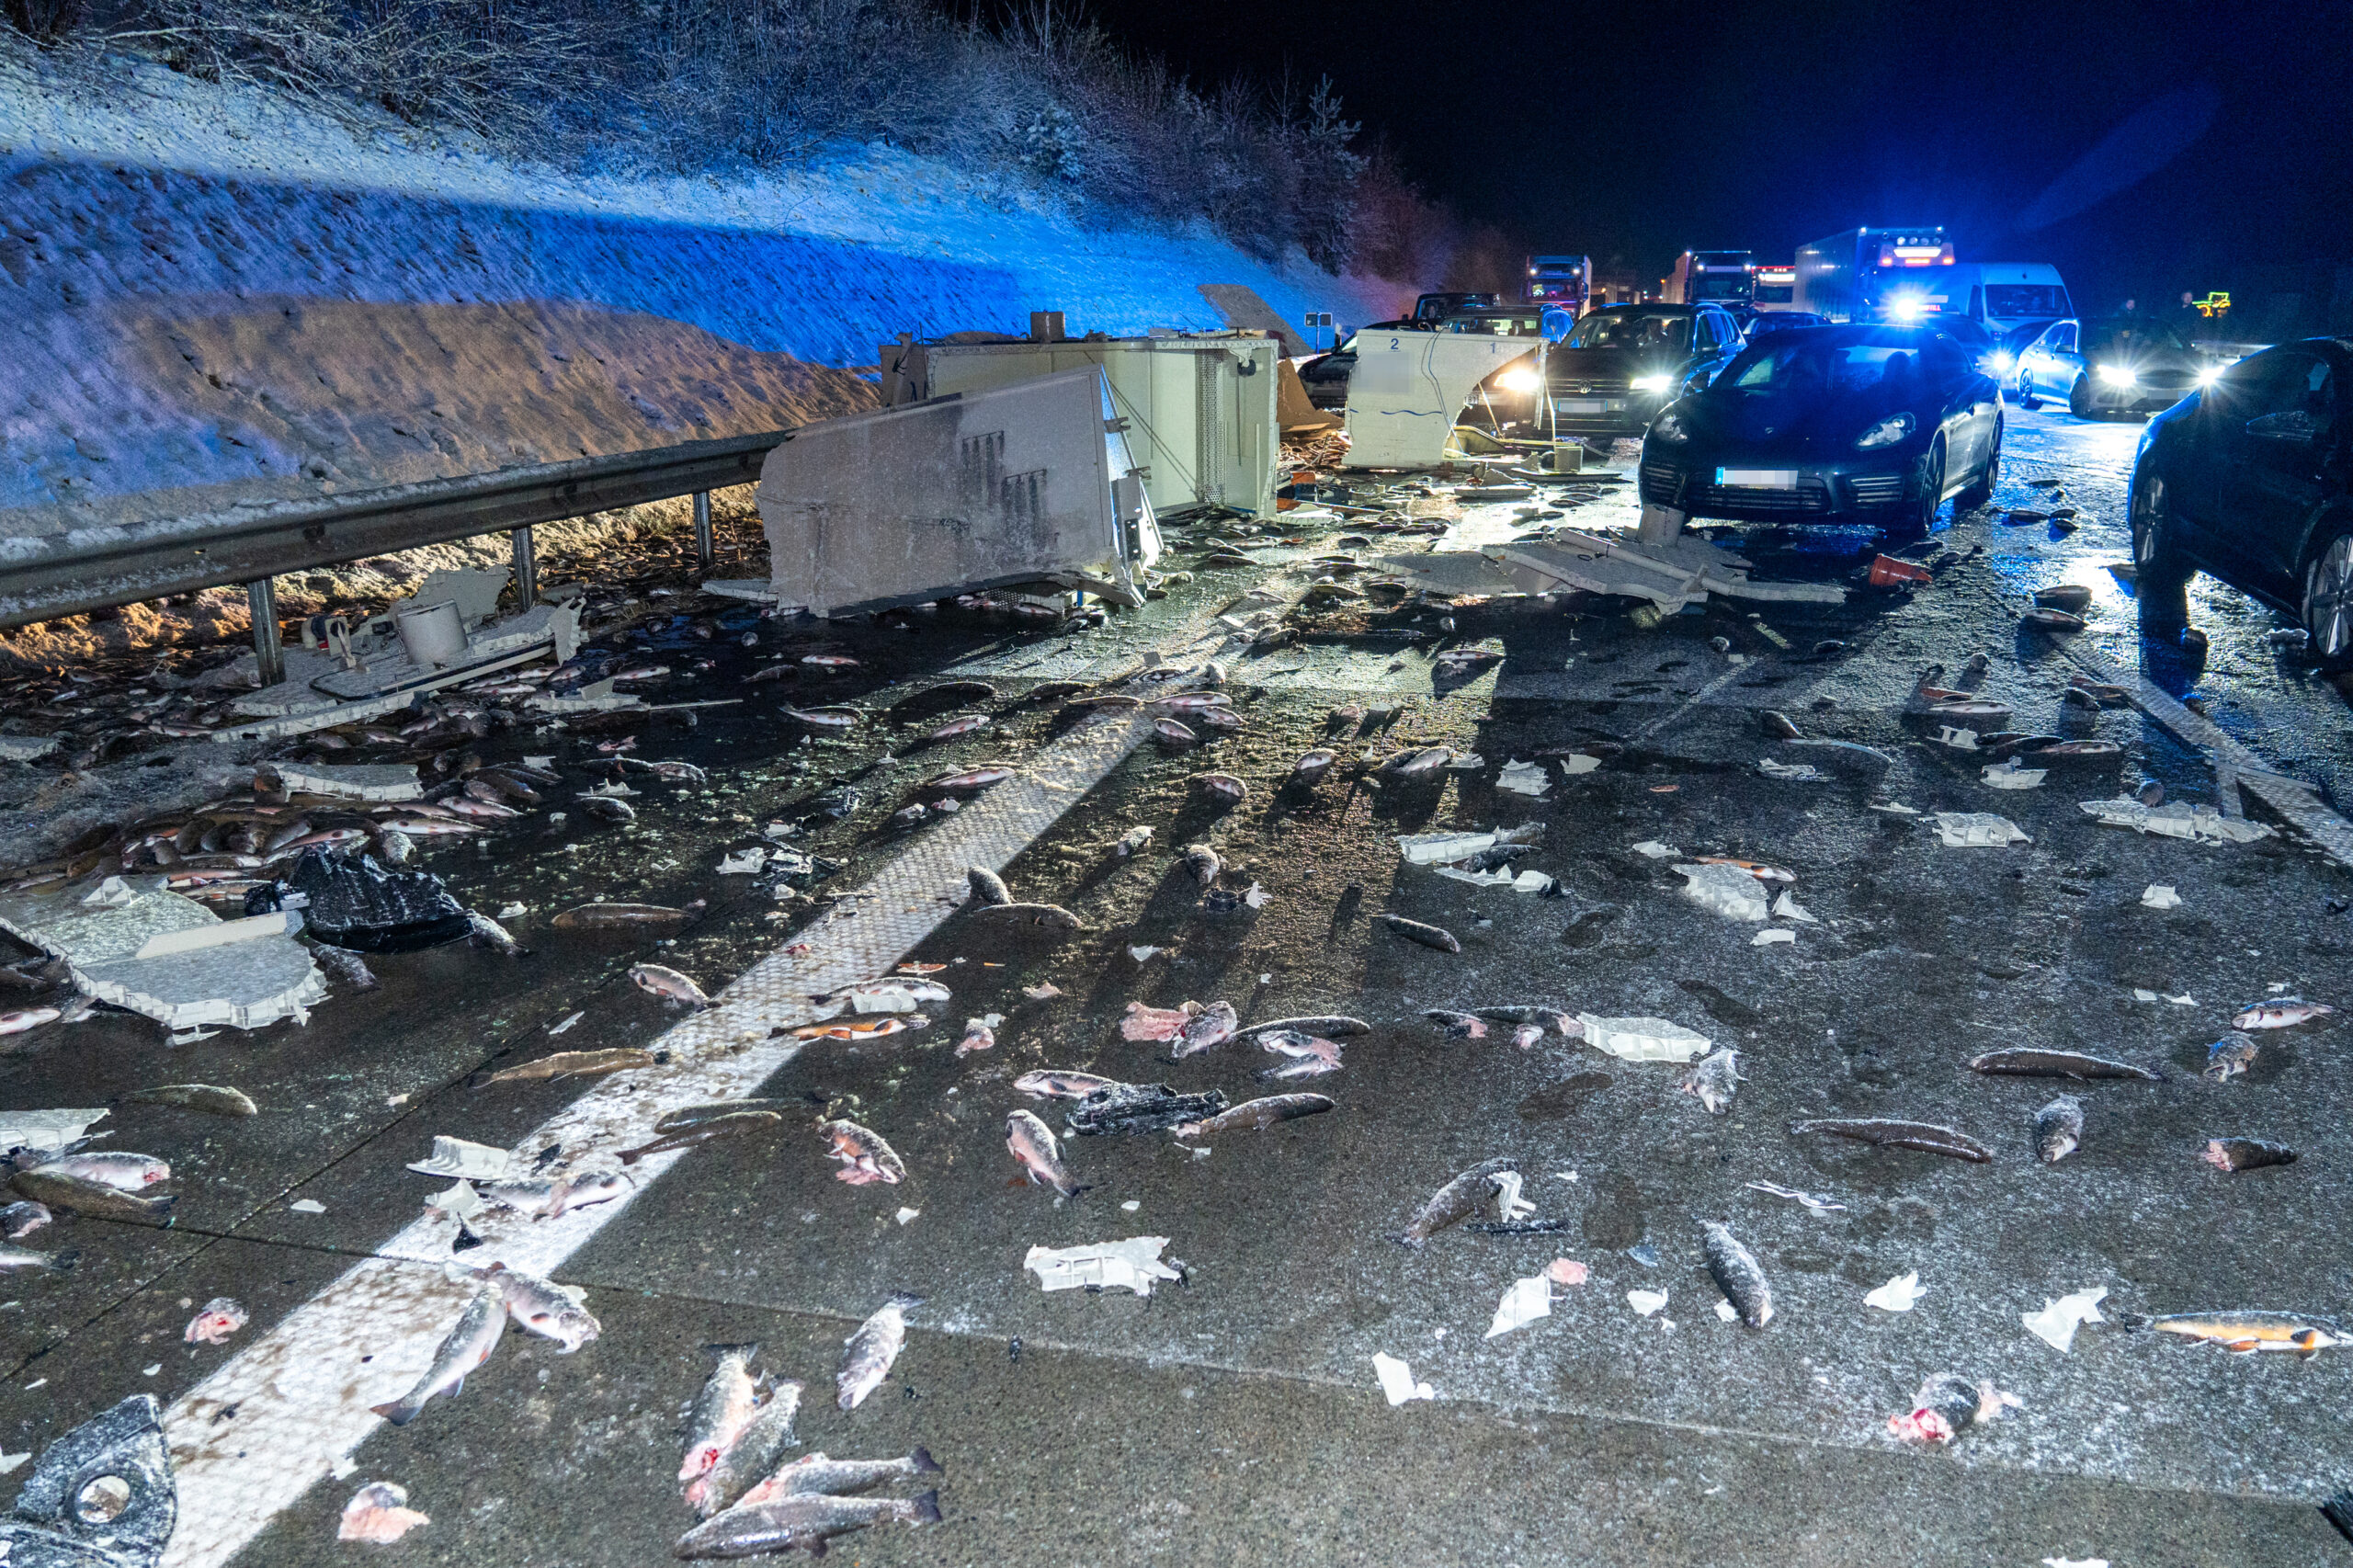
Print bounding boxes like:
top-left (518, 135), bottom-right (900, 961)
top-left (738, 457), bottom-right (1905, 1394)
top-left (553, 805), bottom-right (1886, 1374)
top-left (1751, 263), bottom-right (1796, 308)
top-left (1793, 228), bottom-right (1956, 322)
top-left (1523, 256), bottom-right (1592, 314)
top-left (1660, 251), bottom-right (1754, 308)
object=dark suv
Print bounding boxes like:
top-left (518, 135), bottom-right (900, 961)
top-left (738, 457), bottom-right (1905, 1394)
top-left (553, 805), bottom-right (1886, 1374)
top-left (1544, 303), bottom-right (1746, 437)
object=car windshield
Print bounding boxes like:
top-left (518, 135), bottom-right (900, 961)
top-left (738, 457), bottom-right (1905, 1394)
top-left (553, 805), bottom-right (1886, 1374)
top-left (1999, 318), bottom-right (2056, 354)
top-left (1985, 283), bottom-right (2072, 320)
top-left (2086, 318), bottom-right (2189, 355)
top-left (1568, 311), bottom-right (1692, 353)
top-left (1927, 315), bottom-right (1993, 349)
top-left (1719, 328), bottom-right (1962, 396)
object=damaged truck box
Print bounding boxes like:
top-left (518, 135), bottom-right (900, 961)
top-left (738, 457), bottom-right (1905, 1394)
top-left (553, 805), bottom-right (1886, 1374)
top-left (0, 875), bottom-right (324, 1031)
top-left (1342, 332), bottom-right (1540, 471)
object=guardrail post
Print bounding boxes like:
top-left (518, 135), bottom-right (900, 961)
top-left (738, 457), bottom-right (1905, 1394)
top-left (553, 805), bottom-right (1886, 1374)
top-left (511, 526), bottom-right (538, 607)
top-left (246, 578), bottom-right (284, 687)
top-left (693, 491), bottom-right (713, 570)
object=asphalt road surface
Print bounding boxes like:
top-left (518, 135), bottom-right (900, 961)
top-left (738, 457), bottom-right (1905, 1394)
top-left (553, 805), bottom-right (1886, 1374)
top-left (2, 394), bottom-right (2350, 1568)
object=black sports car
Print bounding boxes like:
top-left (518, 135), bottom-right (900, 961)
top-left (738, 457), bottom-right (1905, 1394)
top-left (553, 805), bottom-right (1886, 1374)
top-left (2129, 337), bottom-right (2353, 658)
top-left (1544, 303), bottom-right (1748, 437)
top-left (1637, 324), bottom-right (2005, 537)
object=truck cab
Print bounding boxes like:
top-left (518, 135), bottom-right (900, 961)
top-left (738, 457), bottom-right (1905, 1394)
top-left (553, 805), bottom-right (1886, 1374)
top-left (1411, 292), bottom-right (1499, 325)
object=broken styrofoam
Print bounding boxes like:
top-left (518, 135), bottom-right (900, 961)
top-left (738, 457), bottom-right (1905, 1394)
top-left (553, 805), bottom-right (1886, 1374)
top-left (1397, 829), bottom-right (1506, 865)
top-left (131, 911), bottom-right (290, 961)
top-left (1627, 1290), bottom-right (1669, 1317)
top-left (0, 1108), bottom-right (108, 1153)
top-left (1484, 1277), bottom-right (1553, 1339)
top-left (1343, 334), bottom-right (1537, 470)
top-left (1771, 890), bottom-right (1818, 924)
top-left (1576, 1015), bottom-right (1710, 1063)
top-left (2043, 1558), bottom-right (2109, 1568)
top-left (405, 1136), bottom-right (516, 1181)
top-left (1757, 758), bottom-right (1827, 782)
top-left (1631, 840), bottom-right (1681, 859)
top-left (1865, 1271), bottom-right (1926, 1312)
top-left (717, 848), bottom-right (768, 875)
top-left (423, 1180), bottom-right (485, 1221)
top-left (1435, 865), bottom-right (1515, 889)
top-left (1934, 812), bottom-right (2031, 847)
top-left (1982, 758), bottom-right (2047, 790)
top-left (1752, 928), bottom-right (1796, 947)
top-left (2078, 797), bottom-right (2275, 844)
top-left (1481, 532), bottom-right (1846, 609)
top-left (1371, 1353), bottom-right (1435, 1406)
top-left (895, 1207), bottom-right (920, 1225)
top-left (1022, 1236), bottom-right (1180, 1298)
top-left (1676, 862), bottom-right (1771, 921)
top-left (2142, 884), bottom-right (2182, 910)
top-left (0, 876), bottom-right (324, 1032)
top-left (1491, 1170), bottom-right (1536, 1224)
top-left (2022, 1286), bottom-right (2108, 1352)
top-left (1496, 760), bottom-right (1552, 797)
top-left (271, 763), bottom-right (424, 801)
top-left (0, 735), bottom-right (59, 763)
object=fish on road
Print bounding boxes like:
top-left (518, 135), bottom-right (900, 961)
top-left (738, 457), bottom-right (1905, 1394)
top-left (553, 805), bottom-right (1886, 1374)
top-left (836, 1293), bottom-right (923, 1410)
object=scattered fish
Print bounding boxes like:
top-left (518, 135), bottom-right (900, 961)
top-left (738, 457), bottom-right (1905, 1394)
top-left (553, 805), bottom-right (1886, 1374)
top-left (1680, 1049), bottom-right (1744, 1114)
top-left (1115, 826), bottom-right (1154, 857)
top-left (184, 1298), bottom-right (247, 1345)
top-left (972, 902), bottom-right (1082, 930)
top-left (1381, 914), bottom-right (1461, 953)
top-left (27, 1152), bottom-right (168, 1190)
top-left (370, 1289), bottom-right (506, 1426)
top-left (675, 1490), bottom-right (940, 1559)
top-left (921, 715), bottom-right (990, 743)
top-left (1701, 1221), bottom-right (1773, 1327)
top-left (552, 901), bottom-right (703, 930)
top-left (791, 1016), bottom-right (928, 1041)
top-left (926, 766), bottom-right (1013, 791)
top-left (466, 909), bottom-right (527, 956)
top-left (1153, 718), bottom-right (1199, 746)
top-left (1423, 1009), bottom-right (1489, 1040)
top-left (836, 1292), bottom-right (922, 1410)
top-left (128, 1083), bottom-right (256, 1118)
top-left (1379, 745), bottom-right (1454, 778)
top-left (967, 866), bottom-right (1012, 906)
top-left (1787, 1118), bottom-right (1994, 1163)
top-left (477, 1049), bottom-right (655, 1085)
top-left (1064, 1083), bottom-right (1227, 1136)
top-left (618, 1110), bottom-right (782, 1165)
top-left (1193, 772), bottom-right (1248, 802)
top-left (2203, 1136), bottom-right (2297, 1172)
top-left (1292, 749), bottom-right (1336, 783)
top-left (1233, 1015), bottom-right (1372, 1042)
top-left (780, 707), bottom-right (863, 730)
top-left (957, 1018), bottom-right (995, 1056)
top-left (1180, 843), bottom-right (1222, 885)
top-left (1169, 1000), bottom-right (1240, 1058)
top-left (0, 1007), bottom-right (62, 1036)
top-left (0, 1200), bottom-right (51, 1239)
top-left (2147, 1311), bottom-right (2347, 1357)
top-left (631, 963), bottom-right (712, 1007)
top-left (486, 1265), bottom-right (600, 1351)
top-left (1968, 1048), bottom-right (2161, 1082)
top-left (307, 943), bottom-right (380, 991)
top-left (1174, 1094), bottom-right (1335, 1138)
top-left (818, 1119), bottom-right (905, 1186)
top-left (654, 1100), bottom-right (792, 1135)
top-left (2035, 1095), bottom-right (2085, 1165)
top-left (1396, 1157), bottom-right (1518, 1248)
top-left (2232, 998), bottom-right (2335, 1031)
top-left (686, 1380), bottom-right (805, 1517)
top-left (1006, 1109), bottom-right (1086, 1199)
top-left (2205, 1034), bottom-right (2259, 1081)
top-left (1013, 1069), bottom-right (1120, 1100)
top-left (738, 1449), bottom-right (943, 1506)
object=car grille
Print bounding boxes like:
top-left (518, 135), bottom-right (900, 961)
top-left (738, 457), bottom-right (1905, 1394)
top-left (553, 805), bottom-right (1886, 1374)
top-left (1847, 474), bottom-right (1906, 508)
top-left (1639, 463), bottom-right (1686, 505)
top-left (1686, 482), bottom-right (1830, 515)
top-left (2139, 370), bottom-right (2197, 393)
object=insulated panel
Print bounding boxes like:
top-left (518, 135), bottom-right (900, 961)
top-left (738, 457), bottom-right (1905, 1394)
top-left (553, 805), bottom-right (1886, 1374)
top-left (1341, 332), bottom-right (1539, 470)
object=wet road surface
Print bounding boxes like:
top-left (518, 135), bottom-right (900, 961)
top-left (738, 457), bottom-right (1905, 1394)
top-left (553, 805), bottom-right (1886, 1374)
top-left (2, 395), bottom-right (2351, 1566)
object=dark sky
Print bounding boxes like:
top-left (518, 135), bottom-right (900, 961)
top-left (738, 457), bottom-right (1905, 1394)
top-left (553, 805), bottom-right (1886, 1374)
top-left (1075, 0), bottom-right (2353, 310)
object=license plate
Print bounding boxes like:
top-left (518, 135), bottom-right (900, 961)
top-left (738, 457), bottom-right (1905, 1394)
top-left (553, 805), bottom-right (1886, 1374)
top-left (1717, 468), bottom-right (1799, 488)
top-left (1554, 398), bottom-right (1621, 415)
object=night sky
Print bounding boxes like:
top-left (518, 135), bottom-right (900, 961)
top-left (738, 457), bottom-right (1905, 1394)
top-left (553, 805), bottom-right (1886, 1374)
top-left (1076, 0), bottom-right (2353, 312)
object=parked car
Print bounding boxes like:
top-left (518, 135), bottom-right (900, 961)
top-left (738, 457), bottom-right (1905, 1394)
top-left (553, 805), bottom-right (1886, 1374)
top-left (2014, 316), bottom-right (2211, 417)
top-left (2130, 338), bottom-right (2353, 658)
top-left (1982, 317), bottom-right (2060, 387)
top-left (1739, 311), bottom-right (1831, 337)
top-left (1637, 324), bottom-right (2005, 538)
top-left (1544, 303), bottom-right (1747, 437)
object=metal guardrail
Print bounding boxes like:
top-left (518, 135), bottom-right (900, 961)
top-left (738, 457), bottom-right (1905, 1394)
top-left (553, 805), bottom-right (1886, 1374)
top-left (0, 427), bottom-right (795, 632)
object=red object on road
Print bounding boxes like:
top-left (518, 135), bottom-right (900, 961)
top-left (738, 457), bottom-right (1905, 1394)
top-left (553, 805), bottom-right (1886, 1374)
top-left (1869, 554), bottom-right (1933, 586)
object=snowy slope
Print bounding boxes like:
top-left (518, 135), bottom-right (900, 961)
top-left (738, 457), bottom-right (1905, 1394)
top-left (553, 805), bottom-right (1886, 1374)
top-left (0, 51), bottom-right (1407, 552)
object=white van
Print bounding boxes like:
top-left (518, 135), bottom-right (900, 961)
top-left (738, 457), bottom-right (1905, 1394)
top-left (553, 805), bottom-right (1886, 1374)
top-left (1943, 263), bottom-right (2075, 336)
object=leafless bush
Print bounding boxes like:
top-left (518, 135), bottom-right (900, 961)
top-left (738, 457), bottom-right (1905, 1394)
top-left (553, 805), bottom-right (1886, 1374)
top-left (4, 0), bottom-right (85, 41)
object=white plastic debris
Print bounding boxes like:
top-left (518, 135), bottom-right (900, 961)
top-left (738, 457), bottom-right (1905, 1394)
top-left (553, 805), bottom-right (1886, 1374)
top-left (1561, 753), bottom-right (1602, 775)
top-left (894, 1208), bottom-right (919, 1226)
top-left (2042, 1559), bottom-right (2109, 1568)
top-left (1771, 890), bottom-right (1818, 924)
top-left (0, 1452), bottom-right (29, 1475)
top-left (1933, 725), bottom-right (1981, 750)
top-left (1577, 1015), bottom-right (1711, 1063)
top-left (1757, 758), bottom-right (1827, 782)
top-left (1371, 1353), bottom-right (1435, 1406)
top-left (2022, 1286), bottom-right (2109, 1351)
top-left (288, 1199), bottom-right (325, 1214)
top-left (1631, 839), bottom-right (1681, 858)
top-left (1492, 1170), bottom-right (1536, 1223)
top-left (717, 847), bottom-right (768, 875)
top-left (2142, 884), bottom-right (2182, 909)
top-left (1120, 1199), bottom-right (1140, 1211)
top-left (1714, 1301), bottom-right (1738, 1322)
top-left (1486, 1277), bottom-right (1553, 1339)
top-left (423, 1181), bottom-right (484, 1221)
top-left (0, 1108), bottom-right (108, 1154)
top-left (1865, 1272), bottom-right (1927, 1312)
top-left (1129, 946), bottom-right (1164, 961)
top-left (1243, 882), bottom-right (1272, 909)
top-left (1627, 1289), bottom-right (1669, 1317)
top-left (547, 1011), bottom-right (584, 1035)
top-left (1934, 812), bottom-right (2030, 847)
top-left (1982, 758), bottom-right (2047, 790)
top-left (404, 1136), bottom-right (516, 1180)
top-left (1436, 865), bottom-right (1516, 888)
top-left (1496, 760), bottom-right (1552, 797)
top-left (1022, 1236), bottom-right (1181, 1297)
top-left (2078, 797), bottom-right (2274, 844)
top-left (1676, 862), bottom-right (1771, 921)
top-left (1752, 928), bottom-right (1796, 947)
top-left (496, 903), bottom-right (527, 920)
top-left (1869, 801), bottom-right (1920, 815)
top-left (1396, 829), bottom-right (1506, 865)
top-left (523, 756), bottom-right (556, 770)
top-left (80, 877), bottom-right (135, 909)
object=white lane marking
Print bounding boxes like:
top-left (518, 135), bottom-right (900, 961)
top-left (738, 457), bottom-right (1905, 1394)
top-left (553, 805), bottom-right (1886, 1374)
top-left (156, 707), bottom-right (1168, 1568)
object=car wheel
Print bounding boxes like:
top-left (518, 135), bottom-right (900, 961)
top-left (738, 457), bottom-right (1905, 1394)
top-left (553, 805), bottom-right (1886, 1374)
top-left (2068, 376), bottom-right (2096, 419)
top-left (2131, 466), bottom-right (2192, 628)
top-left (1956, 417), bottom-right (2001, 509)
top-left (2016, 372), bottom-right (2040, 411)
top-left (2301, 519), bottom-right (2353, 668)
top-left (1886, 439), bottom-right (1945, 542)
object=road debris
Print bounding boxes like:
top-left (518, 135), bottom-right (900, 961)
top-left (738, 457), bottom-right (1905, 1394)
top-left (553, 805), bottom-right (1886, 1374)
top-left (2146, 1312), bottom-right (2347, 1356)
top-left (1969, 1049), bottom-right (2161, 1081)
top-left (339, 1481), bottom-right (431, 1543)
top-left (836, 1293), bottom-right (922, 1409)
top-left (184, 1298), bottom-right (248, 1344)
top-left (2022, 1286), bottom-right (2108, 1351)
top-left (1865, 1272), bottom-right (1927, 1312)
top-left (1933, 812), bottom-right (2031, 847)
top-left (1577, 1015), bottom-right (1711, 1063)
top-left (1789, 1118), bottom-right (1993, 1163)
top-left (1484, 1276), bottom-right (1555, 1338)
top-left (2078, 797), bottom-right (2275, 844)
top-left (1370, 1353), bottom-right (1435, 1405)
top-left (2232, 998), bottom-right (2334, 1030)
top-left (1887, 1373), bottom-right (2019, 1443)
top-left (1396, 1157), bottom-right (1518, 1247)
top-left (1022, 1236), bottom-right (1182, 1296)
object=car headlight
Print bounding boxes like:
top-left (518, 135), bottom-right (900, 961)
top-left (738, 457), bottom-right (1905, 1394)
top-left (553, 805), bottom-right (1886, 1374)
top-left (2196, 365), bottom-right (2222, 386)
top-left (2097, 364), bottom-right (2137, 386)
top-left (1631, 373), bottom-right (1675, 394)
top-left (1855, 412), bottom-right (1915, 449)
top-left (1985, 352), bottom-right (2013, 374)
top-left (1495, 366), bottom-right (1541, 394)
top-left (1652, 411), bottom-right (1689, 444)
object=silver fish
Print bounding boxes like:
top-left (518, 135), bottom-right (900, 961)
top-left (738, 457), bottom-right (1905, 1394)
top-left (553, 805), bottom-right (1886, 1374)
top-left (817, 1119), bottom-right (905, 1186)
top-left (1014, 1069), bottom-right (1120, 1100)
top-left (1255, 1028), bottom-right (1344, 1079)
top-left (2205, 1033), bottom-right (2258, 1081)
top-left (738, 1448), bottom-right (943, 1507)
top-left (681, 1345), bottom-right (763, 1485)
top-left (1180, 843), bottom-right (1222, 885)
top-left (686, 1379), bottom-right (804, 1517)
top-left (1169, 1000), bottom-right (1239, 1058)
top-left (1192, 772), bottom-right (1247, 802)
top-left (0, 1243), bottom-right (72, 1272)
top-left (1175, 1093), bottom-right (1334, 1138)
top-left (2232, 998), bottom-right (2335, 1031)
top-left (1396, 1157), bottom-right (1517, 1247)
top-left (1381, 914), bottom-right (1461, 953)
top-left (370, 1289), bottom-right (506, 1426)
top-left (631, 962), bottom-right (712, 1006)
top-left (0, 1200), bottom-right (50, 1239)
top-left (1380, 745), bottom-right (1453, 778)
top-left (1680, 1049), bottom-right (1745, 1115)
top-left (467, 910), bottom-right (526, 955)
top-left (489, 1266), bottom-right (600, 1352)
top-left (1292, 748), bottom-right (1336, 782)
top-left (1006, 1110), bottom-right (1086, 1199)
top-left (34, 1152), bottom-right (168, 1190)
top-left (128, 1083), bottom-right (257, 1117)
top-left (1702, 1221), bottom-right (1773, 1327)
top-left (836, 1292), bottom-right (923, 1410)
top-left (675, 1490), bottom-right (940, 1559)
top-left (2035, 1095), bottom-right (2084, 1165)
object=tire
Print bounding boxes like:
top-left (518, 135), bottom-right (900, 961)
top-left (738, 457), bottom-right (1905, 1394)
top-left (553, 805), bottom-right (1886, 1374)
top-left (1956, 416), bottom-right (2001, 509)
top-left (2131, 466), bottom-right (2192, 629)
top-left (2301, 519), bottom-right (2353, 669)
top-left (2069, 375), bottom-right (2096, 419)
top-left (2016, 373), bottom-right (2040, 412)
top-left (1885, 439), bottom-right (1945, 542)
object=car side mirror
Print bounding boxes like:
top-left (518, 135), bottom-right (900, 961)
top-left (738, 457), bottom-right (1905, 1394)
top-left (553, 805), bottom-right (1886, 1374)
top-left (2245, 411), bottom-right (2319, 445)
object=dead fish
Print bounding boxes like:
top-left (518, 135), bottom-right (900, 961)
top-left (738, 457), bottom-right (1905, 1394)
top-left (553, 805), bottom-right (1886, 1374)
top-left (2034, 584), bottom-right (2095, 612)
top-left (129, 1083), bottom-right (257, 1118)
top-left (1180, 843), bottom-right (1222, 885)
top-left (890, 680), bottom-right (995, 714)
top-left (484, 1265), bottom-right (599, 1351)
top-left (578, 795), bottom-right (641, 824)
top-left (1968, 1048), bottom-right (2161, 1082)
top-left (654, 1100), bottom-right (793, 1135)
top-left (1292, 748), bottom-right (1336, 783)
top-left (967, 866), bottom-right (1013, 906)
top-left (2021, 607), bottom-right (2086, 632)
top-left (1014, 1069), bottom-right (1120, 1100)
top-left (1433, 648), bottom-right (1503, 675)
top-left (1116, 826), bottom-right (1154, 858)
top-left (1381, 914), bottom-right (1461, 953)
top-left (1758, 710), bottom-right (1802, 740)
top-left (479, 1172), bottom-right (631, 1220)
top-left (926, 766), bottom-right (1012, 791)
top-left (1232, 1015), bottom-right (1372, 1041)
top-left (800, 653), bottom-right (860, 670)
top-left (1693, 856), bottom-right (1797, 885)
top-left (1888, 1372), bottom-right (2018, 1443)
top-left (675, 1491), bottom-right (940, 1559)
top-left (837, 1292), bottom-right (923, 1409)
top-left (972, 902), bottom-right (1082, 929)
top-left (922, 714), bottom-right (990, 743)
top-left (1423, 1009), bottom-right (1489, 1040)
top-left (1471, 1006), bottom-right (1574, 1036)
top-left (1193, 705), bottom-right (1244, 733)
top-left (2205, 1034), bottom-right (2259, 1081)
top-left (957, 1018), bottom-right (995, 1056)
top-left (2232, 998), bottom-right (2335, 1031)
top-left (2035, 1095), bottom-right (2085, 1165)
top-left (618, 1110), bottom-right (782, 1165)
top-left (0, 1006), bottom-right (61, 1037)
top-left (1328, 704), bottom-right (1366, 726)
top-left (1124, 1001), bottom-right (1201, 1041)
top-left (464, 910), bottom-right (527, 957)
top-left (631, 963), bottom-right (713, 1007)
top-left (818, 1119), bottom-right (905, 1186)
top-left (33, 1152), bottom-right (168, 1190)
top-left (739, 1449), bottom-right (943, 1507)
top-left (1380, 745), bottom-right (1454, 778)
top-left (1006, 1109), bottom-right (1086, 1199)
top-left (791, 1016), bottom-right (928, 1041)
top-left (0, 1200), bottom-right (50, 1240)
top-left (1681, 1049), bottom-right (1744, 1115)
top-left (308, 943), bottom-right (379, 991)
top-left (1192, 772), bottom-right (1247, 802)
top-left (1788, 1118), bottom-right (1994, 1163)
top-left (2203, 1136), bottom-right (2297, 1172)
top-left (1061, 694), bottom-right (1141, 712)
top-left (686, 1379), bottom-right (805, 1517)
top-left (371, 1288), bottom-right (506, 1426)
top-left (553, 900), bottom-right (703, 929)
top-left (680, 1344), bottom-right (762, 1486)
top-left (1170, 1000), bottom-right (1240, 1058)
top-left (1255, 1029), bottom-right (1346, 1079)
top-left (477, 1049), bottom-right (656, 1085)
top-left (2148, 1312), bottom-right (2347, 1358)
top-left (780, 706), bottom-right (863, 730)
top-left (1701, 1221), bottom-right (1773, 1327)
top-left (1396, 1157), bottom-right (1518, 1247)
top-left (1174, 1093), bottom-right (1335, 1138)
